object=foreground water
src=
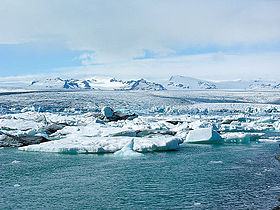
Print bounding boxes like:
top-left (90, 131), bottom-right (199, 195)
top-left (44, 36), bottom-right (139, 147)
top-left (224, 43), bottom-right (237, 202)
top-left (1, 143), bottom-right (280, 209)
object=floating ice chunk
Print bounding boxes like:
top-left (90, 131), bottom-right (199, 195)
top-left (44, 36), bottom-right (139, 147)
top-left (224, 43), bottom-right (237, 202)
top-left (273, 121), bottom-right (280, 131)
top-left (0, 118), bottom-right (43, 131)
top-left (183, 128), bottom-right (223, 144)
top-left (257, 117), bottom-right (276, 123)
top-left (209, 161), bottom-right (223, 164)
top-left (258, 138), bottom-right (280, 143)
top-left (19, 137), bottom-right (129, 153)
top-left (112, 130), bottom-right (137, 137)
top-left (101, 107), bottom-right (114, 118)
top-left (95, 119), bottom-right (105, 125)
top-left (220, 121), bottom-right (269, 132)
top-left (188, 120), bottom-right (219, 131)
top-left (0, 133), bottom-right (48, 147)
top-left (0, 134), bottom-right (5, 140)
top-left (19, 136), bottom-right (181, 154)
top-left (221, 133), bottom-right (250, 144)
top-left (221, 132), bottom-right (265, 144)
top-left (114, 139), bottom-right (143, 157)
top-left (172, 121), bottom-right (191, 133)
top-left (133, 136), bottom-right (181, 152)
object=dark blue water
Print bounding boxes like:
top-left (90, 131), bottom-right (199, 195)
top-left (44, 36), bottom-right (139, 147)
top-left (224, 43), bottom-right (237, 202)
top-left (1, 143), bottom-right (280, 209)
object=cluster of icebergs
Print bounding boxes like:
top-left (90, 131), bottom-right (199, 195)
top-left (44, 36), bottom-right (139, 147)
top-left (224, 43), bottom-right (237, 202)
top-left (1, 105), bottom-right (280, 156)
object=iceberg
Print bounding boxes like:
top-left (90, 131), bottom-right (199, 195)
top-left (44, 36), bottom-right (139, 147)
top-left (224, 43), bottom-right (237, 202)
top-left (19, 136), bottom-right (181, 154)
top-left (221, 132), bottom-right (265, 144)
top-left (101, 106), bottom-right (114, 118)
top-left (183, 128), bottom-right (224, 144)
top-left (133, 136), bottom-right (181, 152)
top-left (273, 121), bottom-right (280, 131)
top-left (114, 139), bottom-right (143, 157)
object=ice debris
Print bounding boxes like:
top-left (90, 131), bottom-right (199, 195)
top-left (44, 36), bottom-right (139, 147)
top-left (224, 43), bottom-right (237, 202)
top-left (41, 123), bottom-right (67, 135)
top-left (101, 106), bottom-right (114, 118)
top-left (0, 133), bottom-right (49, 147)
top-left (221, 132), bottom-right (265, 144)
top-left (100, 106), bottom-right (138, 122)
top-left (183, 128), bottom-right (223, 144)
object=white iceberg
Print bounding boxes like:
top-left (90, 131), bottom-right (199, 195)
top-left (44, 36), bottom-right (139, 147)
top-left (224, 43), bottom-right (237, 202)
top-left (19, 136), bottom-right (181, 154)
top-left (221, 132), bottom-right (265, 144)
top-left (114, 139), bottom-right (143, 157)
top-left (183, 128), bottom-right (224, 144)
top-left (133, 136), bottom-right (181, 152)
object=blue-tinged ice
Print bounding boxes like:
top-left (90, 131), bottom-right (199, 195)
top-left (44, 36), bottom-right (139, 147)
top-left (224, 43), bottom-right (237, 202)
top-left (114, 139), bottom-right (143, 157)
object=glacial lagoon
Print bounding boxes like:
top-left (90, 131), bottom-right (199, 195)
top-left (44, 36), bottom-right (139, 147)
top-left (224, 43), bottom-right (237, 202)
top-left (1, 90), bottom-right (280, 209)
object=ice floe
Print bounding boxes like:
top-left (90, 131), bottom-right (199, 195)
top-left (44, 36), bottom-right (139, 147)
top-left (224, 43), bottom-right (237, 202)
top-left (183, 128), bottom-right (223, 144)
top-left (221, 132), bottom-right (265, 144)
top-left (19, 136), bottom-right (181, 154)
top-left (209, 161), bottom-right (223, 164)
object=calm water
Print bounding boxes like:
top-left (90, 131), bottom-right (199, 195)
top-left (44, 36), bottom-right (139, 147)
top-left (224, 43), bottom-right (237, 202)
top-left (1, 143), bottom-right (280, 209)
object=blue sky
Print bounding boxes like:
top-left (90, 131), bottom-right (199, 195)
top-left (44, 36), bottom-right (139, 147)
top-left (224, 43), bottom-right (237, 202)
top-left (0, 0), bottom-right (280, 81)
top-left (0, 43), bottom-right (83, 76)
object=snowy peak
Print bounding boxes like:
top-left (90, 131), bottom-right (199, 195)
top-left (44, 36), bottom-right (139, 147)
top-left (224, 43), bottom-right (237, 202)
top-left (29, 77), bottom-right (165, 91)
top-left (116, 78), bottom-right (166, 91)
top-left (10, 75), bottom-right (280, 91)
top-left (30, 78), bottom-right (96, 89)
top-left (166, 76), bottom-right (216, 90)
top-left (166, 76), bottom-right (280, 90)
top-left (215, 79), bottom-right (280, 90)
top-left (248, 79), bottom-right (280, 89)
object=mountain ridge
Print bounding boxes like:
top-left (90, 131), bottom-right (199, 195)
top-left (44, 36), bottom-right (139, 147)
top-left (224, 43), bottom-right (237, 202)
top-left (2, 75), bottom-right (280, 91)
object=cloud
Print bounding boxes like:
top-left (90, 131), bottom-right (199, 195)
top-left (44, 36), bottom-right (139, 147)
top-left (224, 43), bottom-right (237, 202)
top-left (1, 0), bottom-right (280, 63)
top-left (1, 51), bottom-right (280, 83)
top-left (78, 52), bottom-right (96, 65)
top-left (48, 51), bottom-right (280, 81)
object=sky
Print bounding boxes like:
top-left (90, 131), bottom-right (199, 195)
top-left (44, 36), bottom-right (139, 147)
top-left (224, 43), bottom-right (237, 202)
top-left (0, 0), bottom-right (280, 81)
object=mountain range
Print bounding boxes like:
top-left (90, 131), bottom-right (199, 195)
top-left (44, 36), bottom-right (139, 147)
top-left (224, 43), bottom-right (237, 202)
top-left (28, 77), bottom-right (166, 91)
top-left (2, 75), bottom-right (280, 91)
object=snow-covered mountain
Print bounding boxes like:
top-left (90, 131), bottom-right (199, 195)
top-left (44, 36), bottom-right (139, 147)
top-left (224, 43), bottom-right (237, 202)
top-left (164, 76), bottom-right (216, 90)
top-left (29, 78), bottom-right (96, 89)
top-left (215, 79), bottom-right (280, 90)
top-left (163, 76), bottom-right (280, 90)
top-left (114, 78), bottom-right (166, 91)
top-left (2, 74), bottom-right (280, 92)
top-left (29, 77), bottom-right (166, 91)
